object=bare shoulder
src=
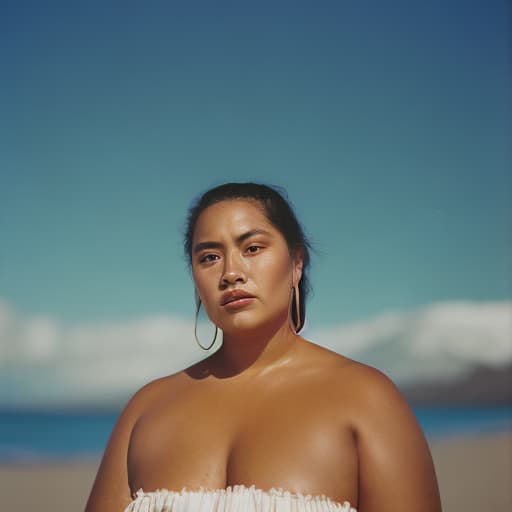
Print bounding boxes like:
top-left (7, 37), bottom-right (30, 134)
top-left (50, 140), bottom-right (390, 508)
top-left (126, 371), bottom-right (186, 413)
top-left (303, 341), bottom-right (420, 437)
top-left (342, 362), bottom-right (422, 437)
top-left (299, 339), bottom-right (407, 405)
top-left (298, 339), bottom-right (441, 512)
top-left (84, 371), bottom-right (187, 512)
top-left (335, 358), bottom-right (409, 411)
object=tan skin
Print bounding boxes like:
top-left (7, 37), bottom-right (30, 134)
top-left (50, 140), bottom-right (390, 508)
top-left (85, 199), bottom-right (442, 512)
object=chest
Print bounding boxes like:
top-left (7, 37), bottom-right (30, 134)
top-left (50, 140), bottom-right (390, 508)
top-left (127, 381), bottom-right (358, 503)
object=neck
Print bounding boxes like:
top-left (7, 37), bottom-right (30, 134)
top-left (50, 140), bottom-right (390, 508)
top-left (210, 320), bottom-right (299, 378)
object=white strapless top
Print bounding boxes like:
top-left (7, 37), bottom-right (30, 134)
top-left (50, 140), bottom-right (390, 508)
top-left (124, 485), bottom-right (356, 512)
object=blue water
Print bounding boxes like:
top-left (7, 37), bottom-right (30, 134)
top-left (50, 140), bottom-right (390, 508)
top-left (0, 410), bottom-right (119, 462)
top-left (0, 407), bottom-right (511, 462)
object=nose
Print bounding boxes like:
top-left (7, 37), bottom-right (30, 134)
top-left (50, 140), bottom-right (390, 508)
top-left (221, 252), bottom-right (247, 286)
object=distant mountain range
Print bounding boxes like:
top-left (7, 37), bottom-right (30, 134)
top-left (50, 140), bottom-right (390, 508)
top-left (401, 362), bottom-right (512, 406)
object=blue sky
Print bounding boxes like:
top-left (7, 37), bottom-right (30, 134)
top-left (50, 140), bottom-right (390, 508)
top-left (2, 1), bottom-right (509, 326)
top-left (0, 2), bottom-right (511, 406)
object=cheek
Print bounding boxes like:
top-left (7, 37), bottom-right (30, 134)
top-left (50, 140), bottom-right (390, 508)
top-left (257, 252), bottom-right (293, 293)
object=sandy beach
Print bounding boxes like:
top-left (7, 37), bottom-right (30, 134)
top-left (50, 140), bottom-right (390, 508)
top-left (429, 431), bottom-right (512, 511)
top-left (0, 431), bottom-right (510, 512)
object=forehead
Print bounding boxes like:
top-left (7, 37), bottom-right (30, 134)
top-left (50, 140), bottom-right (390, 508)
top-left (193, 199), bottom-right (274, 240)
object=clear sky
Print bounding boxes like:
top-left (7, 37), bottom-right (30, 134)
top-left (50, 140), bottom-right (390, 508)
top-left (0, 2), bottom-right (511, 406)
top-left (2, 0), bottom-right (510, 325)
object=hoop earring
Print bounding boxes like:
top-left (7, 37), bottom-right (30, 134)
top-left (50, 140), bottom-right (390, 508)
top-left (289, 284), bottom-right (302, 334)
top-left (194, 299), bottom-right (218, 350)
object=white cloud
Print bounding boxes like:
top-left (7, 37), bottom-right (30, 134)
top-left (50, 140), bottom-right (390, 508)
top-left (0, 298), bottom-right (219, 407)
top-left (0, 298), bottom-right (511, 406)
top-left (310, 301), bottom-right (512, 384)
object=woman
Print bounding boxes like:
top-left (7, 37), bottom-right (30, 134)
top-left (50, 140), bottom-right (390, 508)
top-left (85, 182), bottom-right (441, 512)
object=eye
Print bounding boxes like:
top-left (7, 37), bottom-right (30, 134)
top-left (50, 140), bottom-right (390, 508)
top-left (199, 253), bottom-right (220, 264)
top-left (246, 245), bottom-right (263, 254)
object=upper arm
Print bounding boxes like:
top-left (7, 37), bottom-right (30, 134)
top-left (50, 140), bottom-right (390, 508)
top-left (352, 367), bottom-right (441, 512)
top-left (84, 383), bottom-right (153, 512)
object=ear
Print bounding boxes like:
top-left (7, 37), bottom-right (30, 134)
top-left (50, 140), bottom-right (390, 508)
top-left (292, 249), bottom-right (304, 287)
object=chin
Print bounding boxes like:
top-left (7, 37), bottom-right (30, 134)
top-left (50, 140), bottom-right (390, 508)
top-left (219, 312), bottom-right (287, 337)
top-left (220, 318), bottom-right (262, 334)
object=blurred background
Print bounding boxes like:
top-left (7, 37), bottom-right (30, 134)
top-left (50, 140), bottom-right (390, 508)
top-left (0, 1), bottom-right (511, 511)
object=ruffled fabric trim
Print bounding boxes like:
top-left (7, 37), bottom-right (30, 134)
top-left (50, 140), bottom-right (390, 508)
top-left (124, 484), bottom-right (356, 512)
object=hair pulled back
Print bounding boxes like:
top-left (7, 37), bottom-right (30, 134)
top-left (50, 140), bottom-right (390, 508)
top-left (184, 182), bottom-right (311, 332)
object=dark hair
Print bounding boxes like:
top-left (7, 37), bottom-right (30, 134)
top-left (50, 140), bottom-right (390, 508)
top-left (184, 182), bottom-right (312, 331)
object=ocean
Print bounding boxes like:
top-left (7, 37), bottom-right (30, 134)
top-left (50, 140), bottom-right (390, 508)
top-left (0, 407), bottom-right (511, 462)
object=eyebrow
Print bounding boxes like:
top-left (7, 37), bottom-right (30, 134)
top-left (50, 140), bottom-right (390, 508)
top-left (193, 228), bottom-right (272, 254)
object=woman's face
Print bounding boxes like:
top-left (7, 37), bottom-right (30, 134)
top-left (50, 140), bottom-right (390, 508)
top-left (191, 199), bottom-right (302, 336)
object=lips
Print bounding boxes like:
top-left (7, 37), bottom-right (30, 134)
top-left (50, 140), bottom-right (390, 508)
top-left (220, 290), bottom-right (256, 306)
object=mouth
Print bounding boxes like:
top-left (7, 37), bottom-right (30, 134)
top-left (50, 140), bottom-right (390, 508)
top-left (220, 291), bottom-right (256, 307)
